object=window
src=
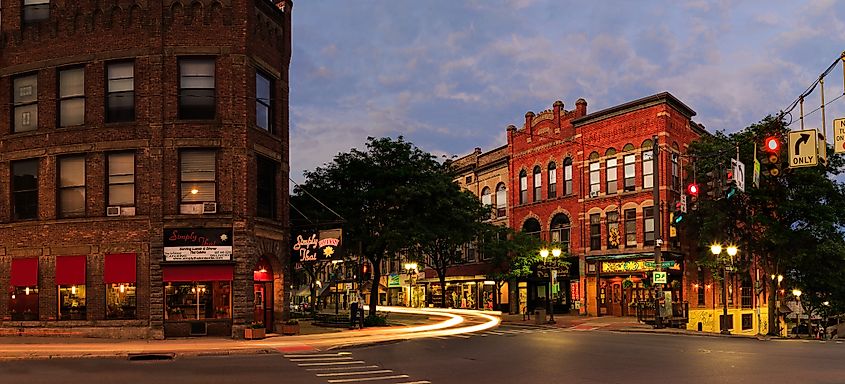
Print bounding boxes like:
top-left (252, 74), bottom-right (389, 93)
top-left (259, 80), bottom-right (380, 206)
top-left (697, 270), bottom-right (706, 307)
top-left (13, 74), bottom-right (38, 133)
top-left (465, 176), bottom-right (472, 184)
top-left (606, 210), bottom-right (620, 249)
top-left (165, 281), bottom-right (232, 321)
top-left (107, 283), bottom-right (137, 319)
top-left (720, 314), bottom-right (734, 331)
top-left (58, 285), bottom-right (86, 320)
top-left (522, 218), bottom-right (541, 239)
top-left (644, 207), bottom-right (655, 246)
top-left (532, 166), bottom-right (542, 202)
top-left (179, 58), bottom-right (215, 119)
top-left (519, 170), bottom-right (528, 204)
top-left (107, 152), bottom-right (135, 206)
top-left (466, 242), bottom-right (476, 263)
top-left (624, 209), bottom-right (637, 247)
top-left (495, 183), bottom-right (507, 218)
top-left (12, 159), bottom-right (39, 220)
top-left (624, 154), bottom-right (636, 191)
top-left (563, 157), bottom-right (573, 195)
top-left (589, 213), bottom-right (601, 250)
top-left (180, 150), bottom-right (216, 202)
top-left (671, 153), bottom-right (680, 190)
top-left (257, 156), bottom-right (277, 219)
top-left (606, 157), bottom-right (617, 195)
top-left (256, 71), bottom-right (273, 131)
top-left (741, 313), bottom-right (753, 330)
top-left (589, 161), bottom-right (600, 196)
top-left (547, 162), bottom-right (557, 199)
top-left (58, 156), bottom-right (86, 218)
top-left (481, 187), bottom-right (492, 207)
top-left (643, 150), bottom-right (654, 189)
top-left (106, 62), bottom-right (135, 123)
top-left (23, 0), bottom-right (50, 23)
top-left (550, 214), bottom-right (570, 253)
top-left (58, 67), bottom-right (85, 127)
top-left (10, 286), bottom-right (39, 320)
top-left (741, 278), bottom-right (753, 309)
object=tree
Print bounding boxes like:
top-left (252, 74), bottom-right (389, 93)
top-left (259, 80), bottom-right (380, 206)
top-left (408, 166), bottom-right (490, 308)
top-left (295, 137), bottom-right (443, 317)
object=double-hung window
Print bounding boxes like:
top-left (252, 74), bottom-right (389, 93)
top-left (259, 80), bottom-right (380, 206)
top-left (624, 209), bottom-right (637, 247)
top-left (606, 210), bottom-right (620, 249)
top-left (519, 170), bottom-right (528, 204)
top-left (606, 158), bottom-right (617, 195)
top-left (179, 58), bottom-right (215, 119)
top-left (644, 207), bottom-right (655, 246)
top-left (12, 159), bottom-right (39, 220)
top-left (58, 156), bottom-right (86, 218)
top-left (563, 158), bottom-right (573, 195)
top-left (106, 62), bottom-right (135, 123)
top-left (547, 162), bottom-right (557, 199)
top-left (589, 214), bottom-right (601, 251)
top-left (256, 156), bottom-right (278, 219)
top-left (532, 166), bottom-right (542, 202)
top-left (256, 71), bottom-right (273, 131)
top-left (589, 162), bottom-right (600, 196)
top-left (643, 151), bottom-right (654, 189)
top-left (13, 74), bottom-right (38, 132)
top-left (108, 153), bottom-right (135, 207)
top-left (58, 67), bottom-right (85, 127)
top-left (495, 184), bottom-right (507, 217)
top-left (180, 150), bottom-right (216, 202)
top-left (671, 153), bottom-right (680, 190)
top-left (624, 154), bottom-right (635, 191)
top-left (23, 0), bottom-right (50, 23)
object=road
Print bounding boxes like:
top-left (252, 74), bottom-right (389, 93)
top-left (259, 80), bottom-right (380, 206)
top-left (2, 326), bottom-right (845, 384)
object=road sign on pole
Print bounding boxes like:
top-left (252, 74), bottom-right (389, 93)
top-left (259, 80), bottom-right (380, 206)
top-left (835, 118), bottom-right (845, 154)
top-left (753, 158), bottom-right (760, 188)
top-left (680, 194), bottom-right (687, 213)
top-left (731, 159), bottom-right (745, 192)
top-left (653, 271), bottom-right (667, 284)
top-left (788, 129), bottom-right (819, 168)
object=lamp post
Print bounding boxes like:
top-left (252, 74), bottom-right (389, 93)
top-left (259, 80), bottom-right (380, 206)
top-left (331, 259), bottom-right (342, 315)
top-left (792, 289), bottom-right (802, 338)
top-left (771, 274), bottom-right (783, 335)
top-left (711, 243), bottom-right (738, 335)
top-left (403, 262), bottom-right (418, 308)
top-left (540, 248), bottom-right (562, 324)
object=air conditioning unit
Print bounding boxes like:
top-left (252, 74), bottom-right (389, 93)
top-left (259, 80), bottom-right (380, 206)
top-left (180, 203), bottom-right (203, 215)
top-left (106, 206), bottom-right (121, 217)
top-left (589, 191), bottom-right (599, 198)
top-left (121, 207), bottom-right (136, 216)
top-left (202, 202), bottom-right (217, 214)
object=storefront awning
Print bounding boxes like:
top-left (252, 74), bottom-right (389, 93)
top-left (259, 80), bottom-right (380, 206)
top-left (10, 257), bottom-right (38, 287)
top-left (162, 265), bottom-right (233, 282)
top-left (56, 255), bottom-right (86, 285)
top-left (105, 253), bottom-right (137, 284)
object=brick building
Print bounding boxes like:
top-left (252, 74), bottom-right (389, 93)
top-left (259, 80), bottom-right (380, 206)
top-left (506, 93), bottom-right (705, 317)
top-left (0, 0), bottom-right (291, 339)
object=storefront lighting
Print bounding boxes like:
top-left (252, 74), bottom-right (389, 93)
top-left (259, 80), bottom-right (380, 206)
top-left (119, 284), bottom-right (126, 293)
top-left (11, 293), bottom-right (15, 300)
top-left (71, 285), bottom-right (77, 295)
top-left (705, 284), bottom-right (711, 289)
top-left (483, 281), bottom-right (496, 286)
top-left (25, 287), bottom-right (30, 295)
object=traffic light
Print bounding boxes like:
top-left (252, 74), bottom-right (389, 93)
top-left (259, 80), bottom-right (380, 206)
top-left (687, 183), bottom-right (699, 197)
top-left (672, 201), bottom-right (685, 224)
top-left (764, 136), bottom-right (780, 153)
top-left (704, 170), bottom-right (719, 200)
top-left (761, 136), bottom-right (782, 177)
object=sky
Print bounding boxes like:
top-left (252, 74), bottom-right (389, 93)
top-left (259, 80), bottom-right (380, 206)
top-left (289, 0), bottom-right (845, 182)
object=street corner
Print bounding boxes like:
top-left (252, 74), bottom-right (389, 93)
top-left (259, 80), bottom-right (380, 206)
top-left (275, 344), bottom-right (319, 354)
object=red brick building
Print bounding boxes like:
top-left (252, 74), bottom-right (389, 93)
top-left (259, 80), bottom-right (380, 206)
top-left (506, 93), bottom-right (705, 317)
top-left (0, 0), bottom-right (291, 338)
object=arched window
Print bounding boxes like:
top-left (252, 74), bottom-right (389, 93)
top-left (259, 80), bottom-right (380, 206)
top-left (550, 214), bottom-right (570, 253)
top-left (547, 162), bottom-right (557, 199)
top-left (563, 157), bottom-right (573, 195)
top-left (522, 218), bottom-right (541, 239)
top-left (642, 140), bottom-right (654, 189)
top-left (588, 152), bottom-right (600, 197)
top-left (533, 166), bottom-right (542, 202)
top-left (481, 187), bottom-right (492, 218)
top-left (606, 148), bottom-right (617, 195)
top-left (495, 183), bottom-right (507, 218)
top-left (519, 170), bottom-right (528, 204)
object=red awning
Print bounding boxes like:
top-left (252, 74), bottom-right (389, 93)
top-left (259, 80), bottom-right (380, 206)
top-left (10, 258), bottom-right (38, 287)
top-left (162, 265), bottom-right (233, 282)
top-left (105, 253), bottom-right (137, 284)
top-left (56, 255), bottom-right (87, 285)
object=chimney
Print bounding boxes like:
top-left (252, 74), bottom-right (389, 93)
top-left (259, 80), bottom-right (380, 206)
top-left (525, 111), bottom-right (535, 135)
top-left (553, 100), bottom-right (564, 129)
top-left (576, 98), bottom-right (587, 117)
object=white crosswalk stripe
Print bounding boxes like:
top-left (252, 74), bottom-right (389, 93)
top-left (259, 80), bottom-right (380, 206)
top-left (284, 352), bottom-right (430, 384)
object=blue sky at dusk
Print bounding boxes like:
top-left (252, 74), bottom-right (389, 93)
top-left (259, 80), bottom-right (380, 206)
top-left (289, 0), bottom-right (845, 181)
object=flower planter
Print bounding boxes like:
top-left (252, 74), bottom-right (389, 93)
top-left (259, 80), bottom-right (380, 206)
top-left (244, 327), bottom-right (266, 340)
top-left (281, 324), bottom-right (300, 336)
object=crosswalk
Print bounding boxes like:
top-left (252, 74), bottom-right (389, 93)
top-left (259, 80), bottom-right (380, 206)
top-left (428, 326), bottom-right (567, 340)
top-left (283, 351), bottom-right (431, 384)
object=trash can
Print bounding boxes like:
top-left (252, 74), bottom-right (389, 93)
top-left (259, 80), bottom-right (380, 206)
top-left (534, 309), bottom-right (546, 325)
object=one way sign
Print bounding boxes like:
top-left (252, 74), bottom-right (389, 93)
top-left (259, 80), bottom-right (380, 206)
top-left (835, 118), bottom-right (845, 154)
top-left (788, 129), bottom-right (818, 168)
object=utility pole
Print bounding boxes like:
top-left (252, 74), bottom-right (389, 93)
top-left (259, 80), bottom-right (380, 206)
top-left (652, 135), bottom-right (664, 329)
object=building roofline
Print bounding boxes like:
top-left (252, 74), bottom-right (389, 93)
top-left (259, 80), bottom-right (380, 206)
top-left (571, 92), bottom-right (696, 127)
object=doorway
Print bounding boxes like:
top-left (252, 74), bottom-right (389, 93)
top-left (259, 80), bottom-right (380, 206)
top-left (253, 256), bottom-right (274, 332)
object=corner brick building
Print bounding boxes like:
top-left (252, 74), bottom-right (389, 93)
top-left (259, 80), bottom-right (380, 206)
top-left (0, 0), bottom-right (291, 339)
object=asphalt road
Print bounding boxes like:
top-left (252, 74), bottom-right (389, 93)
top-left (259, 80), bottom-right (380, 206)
top-left (2, 327), bottom-right (845, 384)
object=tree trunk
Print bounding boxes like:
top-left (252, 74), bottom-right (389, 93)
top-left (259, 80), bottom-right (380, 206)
top-left (310, 285), bottom-right (318, 316)
top-left (439, 274), bottom-right (448, 308)
top-left (768, 275), bottom-right (778, 336)
top-left (369, 260), bottom-right (381, 317)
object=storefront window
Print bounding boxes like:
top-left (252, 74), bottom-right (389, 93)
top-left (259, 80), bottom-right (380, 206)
top-left (106, 283), bottom-right (137, 319)
top-left (165, 281), bottom-right (231, 320)
top-left (10, 287), bottom-right (39, 321)
top-left (58, 285), bottom-right (86, 320)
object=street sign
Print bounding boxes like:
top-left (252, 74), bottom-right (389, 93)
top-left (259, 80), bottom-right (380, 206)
top-left (645, 261), bottom-right (676, 268)
top-left (652, 271), bottom-right (667, 284)
top-left (680, 194), bottom-right (687, 213)
top-left (731, 159), bottom-right (745, 192)
top-left (753, 158), bottom-right (760, 188)
top-left (835, 118), bottom-right (845, 154)
top-left (788, 129), bottom-right (819, 168)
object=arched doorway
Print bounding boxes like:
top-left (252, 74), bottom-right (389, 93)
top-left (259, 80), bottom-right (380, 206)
top-left (253, 256), bottom-right (274, 332)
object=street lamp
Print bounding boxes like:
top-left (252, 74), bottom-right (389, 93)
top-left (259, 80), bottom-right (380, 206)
top-left (540, 248), bottom-right (562, 324)
top-left (792, 289), bottom-right (802, 337)
top-left (711, 242), bottom-right (738, 335)
top-left (403, 262), bottom-right (418, 308)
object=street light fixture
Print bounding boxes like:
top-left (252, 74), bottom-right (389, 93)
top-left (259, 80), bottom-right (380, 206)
top-left (540, 247), bottom-right (562, 324)
top-left (792, 289), bottom-right (803, 337)
top-left (403, 262), bottom-right (418, 308)
top-left (711, 242), bottom-right (738, 335)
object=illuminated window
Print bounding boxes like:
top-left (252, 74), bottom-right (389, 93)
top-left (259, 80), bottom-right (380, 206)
top-left (606, 210), bottom-right (619, 249)
top-left (106, 283), bottom-right (137, 319)
top-left (58, 156), bottom-right (86, 218)
top-left (180, 150), bottom-right (216, 203)
top-left (58, 285), bottom-right (86, 320)
top-left (165, 281), bottom-right (232, 321)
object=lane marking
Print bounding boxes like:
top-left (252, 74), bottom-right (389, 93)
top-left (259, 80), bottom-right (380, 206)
top-left (327, 375), bottom-right (410, 383)
top-left (432, 336), bottom-right (449, 340)
top-left (290, 357), bottom-right (354, 362)
top-left (307, 365), bottom-right (382, 371)
top-left (450, 334), bottom-right (471, 339)
top-left (484, 331), bottom-right (504, 335)
top-left (396, 382), bottom-right (431, 384)
top-left (317, 370), bottom-right (394, 377)
top-left (298, 361), bottom-right (366, 367)
top-left (284, 353), bottom-right (351, 358)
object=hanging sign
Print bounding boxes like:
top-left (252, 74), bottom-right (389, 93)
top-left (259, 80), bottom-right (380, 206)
top-left (834, 118), bottom-right (845, 154)
top-left (788, 129), bottom-right (819, 168)
top-left (164, 228), bottom-right (233, 262)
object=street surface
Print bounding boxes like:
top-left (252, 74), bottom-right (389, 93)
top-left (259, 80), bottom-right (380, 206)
top-left (2, 325), bottom-right (845, 384)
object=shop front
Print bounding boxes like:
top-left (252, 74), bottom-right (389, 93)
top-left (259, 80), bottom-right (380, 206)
top-left (425, 280), bottom-right (498, 310)
top-left (585, 254), bottom-right (683, 317)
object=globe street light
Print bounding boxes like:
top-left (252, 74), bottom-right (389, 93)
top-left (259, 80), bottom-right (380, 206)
top-left (540, 248), bottom-right (562, 324)
top-left (711, 242), bottom-right (738, 335)
top-left (403, 262), bottom-right (418, 308)
top-left (792, 289), bottom-right (803, 337)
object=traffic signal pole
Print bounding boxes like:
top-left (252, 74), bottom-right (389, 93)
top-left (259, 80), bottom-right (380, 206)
top-left (652, 135), bottom-right (664, 329)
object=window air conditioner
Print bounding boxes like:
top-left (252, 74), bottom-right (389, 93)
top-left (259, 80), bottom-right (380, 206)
top-left (202, 202), bottom-right (217, 214)
top-left (589, 191), bottom-right (599, 198)
top-left (106, 206), bottom-right (121, 217)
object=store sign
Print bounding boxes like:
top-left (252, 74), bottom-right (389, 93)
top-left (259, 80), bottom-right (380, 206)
top-left (388, 273), bottom-right (401, 288)
top-left (601, 260), bottom-right (678, 273)
top-left (164, 228), bottom-right (233, 262)
top-left (294, 229), bottom-right (343, 263)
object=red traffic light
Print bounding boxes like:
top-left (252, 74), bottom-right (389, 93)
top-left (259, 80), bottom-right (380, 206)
top-left (764, 137), bottom-right (780, 153)
top-left (687, 183), bottom-right (699, 196)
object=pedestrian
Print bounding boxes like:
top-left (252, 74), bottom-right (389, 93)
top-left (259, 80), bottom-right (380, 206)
top-left (357, 292), bottom-right (366, 328)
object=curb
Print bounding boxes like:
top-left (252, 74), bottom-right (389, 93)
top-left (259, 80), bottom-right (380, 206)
top-left (613, 327), bottom-right (771, 340)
